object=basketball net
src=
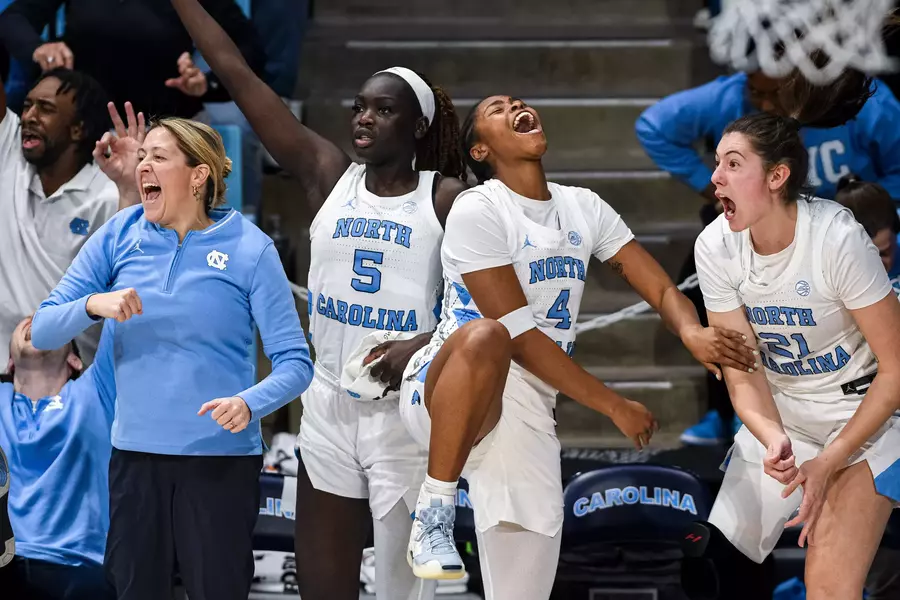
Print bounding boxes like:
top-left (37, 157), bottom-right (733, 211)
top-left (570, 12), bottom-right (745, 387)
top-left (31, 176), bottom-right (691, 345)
top-left (709, 0), bottom-right (897, 84)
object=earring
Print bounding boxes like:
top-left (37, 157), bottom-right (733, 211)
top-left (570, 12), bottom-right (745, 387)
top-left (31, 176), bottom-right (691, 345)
top-left (192, 185), bottom-right (201, 202)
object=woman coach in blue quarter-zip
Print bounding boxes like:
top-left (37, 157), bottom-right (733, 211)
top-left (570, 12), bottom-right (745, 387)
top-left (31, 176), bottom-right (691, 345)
top-left (30, 110), bottom-right (314, 600)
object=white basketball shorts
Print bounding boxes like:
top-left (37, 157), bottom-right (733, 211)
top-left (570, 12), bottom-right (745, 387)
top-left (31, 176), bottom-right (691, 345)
top-left (297, 365), bottom-right (428, 519)
top-left (710, 388), bottom-right (900, 563)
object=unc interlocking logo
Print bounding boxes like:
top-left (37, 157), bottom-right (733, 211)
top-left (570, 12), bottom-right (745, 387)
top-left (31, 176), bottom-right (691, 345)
top-left (207, 250), bottom-right (229, 271)
top-left (795, 280), bottom-right (811, 297)
top-left (46, 396), bottom-right (64, 412)
top-left (568, 231), bottom-right (582, 246)
top-left (69, 217), bottom-right (89, 236)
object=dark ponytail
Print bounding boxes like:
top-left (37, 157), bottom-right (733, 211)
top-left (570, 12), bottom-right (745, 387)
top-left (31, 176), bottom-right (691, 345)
top-left (413, 73), bottom-right (466, 181)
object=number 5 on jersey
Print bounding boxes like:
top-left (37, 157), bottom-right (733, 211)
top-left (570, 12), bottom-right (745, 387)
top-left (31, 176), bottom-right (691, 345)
top-left (352, 249), bottom-right (383, 293)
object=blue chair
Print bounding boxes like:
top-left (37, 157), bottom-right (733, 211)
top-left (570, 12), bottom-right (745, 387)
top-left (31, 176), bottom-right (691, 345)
top-left (256, 472), bottom-right (295, 552)
top-left (554, 465), bottom-right (713, 599)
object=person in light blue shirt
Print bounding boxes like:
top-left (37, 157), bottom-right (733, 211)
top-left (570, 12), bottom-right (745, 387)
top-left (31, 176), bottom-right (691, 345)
top-left (636, 71), bottom-right (900, 201)
top-left (31, 112), bottom-right (313, 600)
top-left (0, 316), bottom-right (115, 599)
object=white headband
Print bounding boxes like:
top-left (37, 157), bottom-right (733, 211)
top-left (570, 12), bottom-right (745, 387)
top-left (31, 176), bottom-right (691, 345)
top-left (374, 67), bottom-right (435, 126)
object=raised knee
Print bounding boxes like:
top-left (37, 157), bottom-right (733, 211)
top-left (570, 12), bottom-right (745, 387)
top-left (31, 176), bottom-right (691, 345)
top-left (457, 319), bottom-right (512, 361)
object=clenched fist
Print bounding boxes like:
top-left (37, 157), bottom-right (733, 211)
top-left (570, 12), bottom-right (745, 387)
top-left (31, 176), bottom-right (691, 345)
top-left (86, 288), bottom-right (143, 322)
top-left (198, 397), bottom-right (252, 434)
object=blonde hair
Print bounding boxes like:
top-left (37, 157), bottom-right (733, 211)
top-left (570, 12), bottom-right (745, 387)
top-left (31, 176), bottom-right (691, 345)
top-left (150, 117), bottom-right (233, 211)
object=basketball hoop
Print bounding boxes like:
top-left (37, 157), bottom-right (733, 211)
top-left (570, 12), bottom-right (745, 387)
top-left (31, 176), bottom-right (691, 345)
top-left (709, 0), bottom-right (898, 85)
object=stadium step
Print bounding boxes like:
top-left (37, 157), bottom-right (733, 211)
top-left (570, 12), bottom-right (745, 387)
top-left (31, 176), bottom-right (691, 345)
top-left (312, 0), bottom-right (701, 28)
top-left (554, 365), bottom-right (707, 438)
top-left (549, 171), bottom-right (704, 227)
top-left (573, 314), bottom-right (697, 367)
top-left (299, 37), bottom-right (711, 99)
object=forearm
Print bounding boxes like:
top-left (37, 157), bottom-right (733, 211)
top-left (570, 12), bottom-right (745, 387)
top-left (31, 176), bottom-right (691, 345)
top-left (725, 374), bottom-right (786, 446)
top-left (657, 285), bottom-right (703, 340)
top-left (239, 347), bottom-right (313, 421)
top-left (32, 295), bottom-right (99, 350)
top-left (823, 372), bottom-right (900, 465)
top-left (170, 0), bottom-right (257, 99)
top-left (635, 116), bottom-right (713, 192)
top-left (0, 10), bottom-right (44, 63)
top-left (511, 328), bottom-right (625, 417)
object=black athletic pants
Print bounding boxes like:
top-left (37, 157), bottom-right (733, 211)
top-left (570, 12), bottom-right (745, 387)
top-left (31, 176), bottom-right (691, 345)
top-left (104, 449), bottom-right (262, 600)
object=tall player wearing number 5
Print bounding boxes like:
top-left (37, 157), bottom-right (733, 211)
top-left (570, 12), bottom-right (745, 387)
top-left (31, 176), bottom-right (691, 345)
top-left (397, 96), bottom-right (759, 599)
top-left (694, 112), bottom-right (900, 599)
top-left (166, 2), bottom-right (469, 598)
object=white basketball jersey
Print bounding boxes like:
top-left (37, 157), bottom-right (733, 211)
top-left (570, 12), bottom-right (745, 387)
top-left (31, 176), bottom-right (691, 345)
top-left (701, 199), bottom-right (879, 403)
top-left (307, 163), bottom-right (444, 378)
top-left (412, 180), bottom-right (625, 433)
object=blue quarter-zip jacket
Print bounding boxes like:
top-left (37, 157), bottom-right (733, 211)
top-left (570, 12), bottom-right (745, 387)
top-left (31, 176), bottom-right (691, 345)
top-left (32, 206), bottom-right (313, 456)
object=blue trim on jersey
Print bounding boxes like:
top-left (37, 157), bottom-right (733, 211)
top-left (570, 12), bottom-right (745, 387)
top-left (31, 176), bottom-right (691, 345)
top-left (874, 457), bottom-right (900, 502)
top-left (452, 308), bottom-right (482, 326)
top-left (452, 282), bottom-right (472, 306)
top-left (416, 360), bottom-right (431, 383)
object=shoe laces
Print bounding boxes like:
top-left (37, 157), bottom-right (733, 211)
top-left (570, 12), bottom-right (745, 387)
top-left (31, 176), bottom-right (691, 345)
top-left (417, 519), bottom-right (455, 555)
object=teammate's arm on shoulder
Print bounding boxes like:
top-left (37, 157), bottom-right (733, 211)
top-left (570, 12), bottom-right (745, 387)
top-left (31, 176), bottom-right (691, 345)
top-left (433, 176), bottom-right (469, 229)
top-left (169, 0), bottom-right (350, 211)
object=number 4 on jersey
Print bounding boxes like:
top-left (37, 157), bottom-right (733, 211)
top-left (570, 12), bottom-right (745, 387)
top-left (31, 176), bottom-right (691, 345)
top-left (547, 289), bottom-right (571, 329)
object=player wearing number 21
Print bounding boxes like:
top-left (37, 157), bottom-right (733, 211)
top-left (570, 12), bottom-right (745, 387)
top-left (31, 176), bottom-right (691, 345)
top-left (695, 112), bottom-right (900, 599)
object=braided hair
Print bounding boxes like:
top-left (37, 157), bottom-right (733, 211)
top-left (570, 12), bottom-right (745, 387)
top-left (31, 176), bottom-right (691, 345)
top-left (412, 72), bottom-right (467, 181)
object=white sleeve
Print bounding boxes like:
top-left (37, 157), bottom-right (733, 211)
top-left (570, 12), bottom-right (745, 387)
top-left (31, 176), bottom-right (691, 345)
top-left (443, 191), bottom-right (513, 275)
top-left (0, 109), bottom-right (21, 168)
top-left (695, 227), bottom-right (742, 313)
top-left (589, 192), bottom-right (635, 262)
top-left (823, 211), bottom-right (893, 310)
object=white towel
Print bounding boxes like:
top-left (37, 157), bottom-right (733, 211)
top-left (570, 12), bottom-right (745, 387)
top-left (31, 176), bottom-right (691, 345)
top-left (340, 331), bottom-right (418, 401)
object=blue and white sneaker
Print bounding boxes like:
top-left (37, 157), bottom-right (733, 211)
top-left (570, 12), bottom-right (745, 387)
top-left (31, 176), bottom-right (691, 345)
top-left (408, 498), bottom-right (465, 580)
top-left (680, 410), bottom-right (726, 446)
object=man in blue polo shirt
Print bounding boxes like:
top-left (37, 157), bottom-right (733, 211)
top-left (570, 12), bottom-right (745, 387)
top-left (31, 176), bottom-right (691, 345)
top-left (0, 315), bottom-right (115, 599)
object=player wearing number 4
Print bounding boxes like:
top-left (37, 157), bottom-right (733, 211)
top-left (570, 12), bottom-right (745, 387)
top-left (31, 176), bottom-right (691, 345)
top-left (694, 111), bottom-right (900, 599)
top-left (397, 96), bottom-right (758, 600)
